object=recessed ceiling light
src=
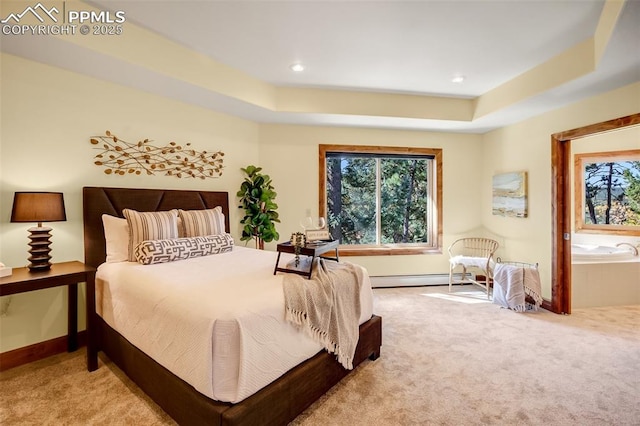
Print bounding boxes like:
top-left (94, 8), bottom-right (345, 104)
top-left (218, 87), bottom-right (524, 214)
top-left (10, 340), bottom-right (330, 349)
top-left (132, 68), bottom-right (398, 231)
top-left (290, 63), bottom-right (305, 72)
top-left (452, 74), bottom-right (465, 84)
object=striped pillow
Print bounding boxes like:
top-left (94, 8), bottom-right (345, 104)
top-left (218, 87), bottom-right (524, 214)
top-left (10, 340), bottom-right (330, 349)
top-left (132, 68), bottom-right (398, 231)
top-left (123, 209), bottom-right (179, 261)
top-left (134, 234), bottom-right (234, 265)
top-left (178, 207), bottom-right (225, 237)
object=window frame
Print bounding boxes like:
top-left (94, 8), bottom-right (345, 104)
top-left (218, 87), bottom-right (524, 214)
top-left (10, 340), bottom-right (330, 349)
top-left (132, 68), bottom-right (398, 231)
top-left (319, 144), bottom-right (443, 256)
top-left (574, 149), bottom-right (640, 236)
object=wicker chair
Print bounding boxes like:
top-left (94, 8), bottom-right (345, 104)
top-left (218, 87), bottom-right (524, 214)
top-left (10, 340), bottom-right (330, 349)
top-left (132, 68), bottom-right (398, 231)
top-left (448, 238), bottom-right (500, 299)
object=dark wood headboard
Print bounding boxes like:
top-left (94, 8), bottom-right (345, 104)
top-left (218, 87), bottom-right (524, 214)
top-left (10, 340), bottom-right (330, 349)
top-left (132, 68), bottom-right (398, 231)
top-left (83, 187), bottom-right (230, 268)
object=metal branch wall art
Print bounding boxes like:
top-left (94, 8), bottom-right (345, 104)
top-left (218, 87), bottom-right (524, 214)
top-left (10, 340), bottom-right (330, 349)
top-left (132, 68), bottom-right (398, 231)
top-left (90, 130), bottom-right (224, 179)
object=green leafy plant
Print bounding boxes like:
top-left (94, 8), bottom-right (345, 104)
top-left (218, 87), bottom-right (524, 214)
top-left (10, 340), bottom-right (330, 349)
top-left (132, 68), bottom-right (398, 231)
top-left (237, 165), bottom-right (280, 249)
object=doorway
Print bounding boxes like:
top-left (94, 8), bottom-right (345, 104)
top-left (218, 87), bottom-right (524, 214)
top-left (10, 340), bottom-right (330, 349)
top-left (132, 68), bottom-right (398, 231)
top-left (550, 113), bottom-right (640, 314)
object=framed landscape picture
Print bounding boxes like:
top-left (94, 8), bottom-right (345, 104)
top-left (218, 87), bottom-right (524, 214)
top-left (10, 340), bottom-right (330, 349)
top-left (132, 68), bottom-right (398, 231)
top-left (492, 171), bottom-right (528, 217)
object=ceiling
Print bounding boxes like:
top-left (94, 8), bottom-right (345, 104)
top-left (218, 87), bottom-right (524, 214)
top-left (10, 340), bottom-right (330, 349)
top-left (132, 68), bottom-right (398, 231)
top-left (2, 0), bottom-right (639, 133)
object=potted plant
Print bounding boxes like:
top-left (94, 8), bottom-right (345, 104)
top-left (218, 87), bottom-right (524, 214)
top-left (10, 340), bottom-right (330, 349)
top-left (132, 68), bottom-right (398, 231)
top-left (237, 165), bottom-right (280, 249)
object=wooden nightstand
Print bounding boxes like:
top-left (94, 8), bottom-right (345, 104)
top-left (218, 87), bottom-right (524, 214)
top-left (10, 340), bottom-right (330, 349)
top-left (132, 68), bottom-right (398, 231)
top-left (0, 261), bottom-right (96, 352)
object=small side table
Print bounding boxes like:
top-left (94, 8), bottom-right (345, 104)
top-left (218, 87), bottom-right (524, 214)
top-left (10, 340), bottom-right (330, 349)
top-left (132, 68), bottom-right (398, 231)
top-left (274, 240), bottom-right (339, 279)
top-left (0, 261), bottom-right (96, 352)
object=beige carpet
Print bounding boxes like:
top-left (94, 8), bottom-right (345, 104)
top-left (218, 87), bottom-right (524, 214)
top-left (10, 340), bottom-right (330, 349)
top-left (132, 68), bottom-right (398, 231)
top-left (1, 286), bottom-right (639, 425)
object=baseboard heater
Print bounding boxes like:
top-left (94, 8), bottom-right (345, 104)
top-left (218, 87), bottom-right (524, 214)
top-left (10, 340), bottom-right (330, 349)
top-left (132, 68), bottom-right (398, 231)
top-left (370, 273), bottom-right (476, 288)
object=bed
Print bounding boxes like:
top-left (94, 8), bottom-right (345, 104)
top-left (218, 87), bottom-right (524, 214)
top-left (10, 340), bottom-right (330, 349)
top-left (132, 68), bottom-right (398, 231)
top-left (82, 186), bottom-right (382, 425)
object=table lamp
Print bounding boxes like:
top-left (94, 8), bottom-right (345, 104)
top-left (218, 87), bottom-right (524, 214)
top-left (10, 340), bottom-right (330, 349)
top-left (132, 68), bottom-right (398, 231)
top-left (11, 192), bottom-right (66, 271)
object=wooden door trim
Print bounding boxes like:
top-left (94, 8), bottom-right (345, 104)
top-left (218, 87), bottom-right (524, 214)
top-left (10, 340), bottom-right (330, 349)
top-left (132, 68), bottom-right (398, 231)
top-left (550, 113), bottom-right (640, 314)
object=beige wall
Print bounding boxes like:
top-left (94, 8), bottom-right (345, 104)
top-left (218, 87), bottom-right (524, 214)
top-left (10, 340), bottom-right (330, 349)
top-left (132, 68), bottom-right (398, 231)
top-left (1, 51), bottom-right (639, 352)
top-left (482, 82), bottom-right (640, 299)
top-left (0, 53), bottom-right (260, 352)
top-left (258, 124), bottom-right (483, 276)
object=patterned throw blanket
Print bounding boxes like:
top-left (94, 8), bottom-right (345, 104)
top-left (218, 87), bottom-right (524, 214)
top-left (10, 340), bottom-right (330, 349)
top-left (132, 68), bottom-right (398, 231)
top-left (283, 258), bottom-right (362, 369)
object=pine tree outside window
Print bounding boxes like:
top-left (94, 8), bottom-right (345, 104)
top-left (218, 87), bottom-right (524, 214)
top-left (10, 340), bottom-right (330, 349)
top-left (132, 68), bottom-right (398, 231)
top-left (575, 149), bottom-right (640, 236)
top-left (319, 145), bottom-right (442, 256)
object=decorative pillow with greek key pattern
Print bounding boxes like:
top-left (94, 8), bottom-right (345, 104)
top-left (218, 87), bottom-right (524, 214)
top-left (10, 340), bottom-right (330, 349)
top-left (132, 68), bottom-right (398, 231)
top-left (178, 207), bottom-right (225, 237)
top-left (134, 234), bottom-right (234, 265)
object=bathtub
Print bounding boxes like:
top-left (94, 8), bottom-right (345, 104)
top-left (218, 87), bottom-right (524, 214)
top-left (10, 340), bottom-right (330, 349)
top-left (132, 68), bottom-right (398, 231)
top-left (571, 243), bottom-right (640, 308)
top-left (571, 244), bottom-right (638, 263)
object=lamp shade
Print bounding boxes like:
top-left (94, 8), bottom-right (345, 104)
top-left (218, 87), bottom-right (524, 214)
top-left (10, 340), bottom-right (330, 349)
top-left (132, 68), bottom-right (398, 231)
top-left (11, 192), bottom-right (66, 223)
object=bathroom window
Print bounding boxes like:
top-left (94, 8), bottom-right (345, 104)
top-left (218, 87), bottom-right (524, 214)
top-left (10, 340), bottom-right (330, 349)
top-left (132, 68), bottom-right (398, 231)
top-left (319, 144), bottom-right (442, 256)
top-left (575, 149), bottom-right (640, 236)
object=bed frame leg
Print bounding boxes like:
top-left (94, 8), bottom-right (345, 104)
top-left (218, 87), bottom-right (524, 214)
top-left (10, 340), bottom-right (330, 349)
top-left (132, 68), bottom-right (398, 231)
top-left (369, 350), bottom-right (381, 361)
top-left (86, 270), bottom-right (99, 372)
top-left (86, 313), bottom-right (99, 371)
top-left (87, 350), bottom-right (98, 371)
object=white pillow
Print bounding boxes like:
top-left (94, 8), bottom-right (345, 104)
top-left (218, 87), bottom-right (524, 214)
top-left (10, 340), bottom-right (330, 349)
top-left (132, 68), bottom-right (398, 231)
top-left (101, 214), bottom-right (129, 263)
top-left (122, 209), bottom-right (179, 262)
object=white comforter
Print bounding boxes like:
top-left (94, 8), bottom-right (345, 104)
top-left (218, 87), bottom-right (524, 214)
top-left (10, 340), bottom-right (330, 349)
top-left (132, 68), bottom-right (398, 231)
top-left (96, 246), bottom-right (373, 403)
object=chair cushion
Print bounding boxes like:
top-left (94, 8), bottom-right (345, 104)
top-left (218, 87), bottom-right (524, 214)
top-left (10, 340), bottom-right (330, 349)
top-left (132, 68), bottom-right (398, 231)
top-left (450, 255), bottom-right (492, 270)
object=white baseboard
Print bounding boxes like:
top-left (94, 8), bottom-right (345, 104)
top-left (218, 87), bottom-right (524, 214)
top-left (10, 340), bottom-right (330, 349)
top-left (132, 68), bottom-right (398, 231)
top-left (370, 273), bottom-right (476, 288)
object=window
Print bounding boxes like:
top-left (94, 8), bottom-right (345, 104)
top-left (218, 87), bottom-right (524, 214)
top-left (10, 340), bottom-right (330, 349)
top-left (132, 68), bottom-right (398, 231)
top-left (574, 149), bottom-right (640, 236)
top-left (319, 145), bottom-right (442, 256)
